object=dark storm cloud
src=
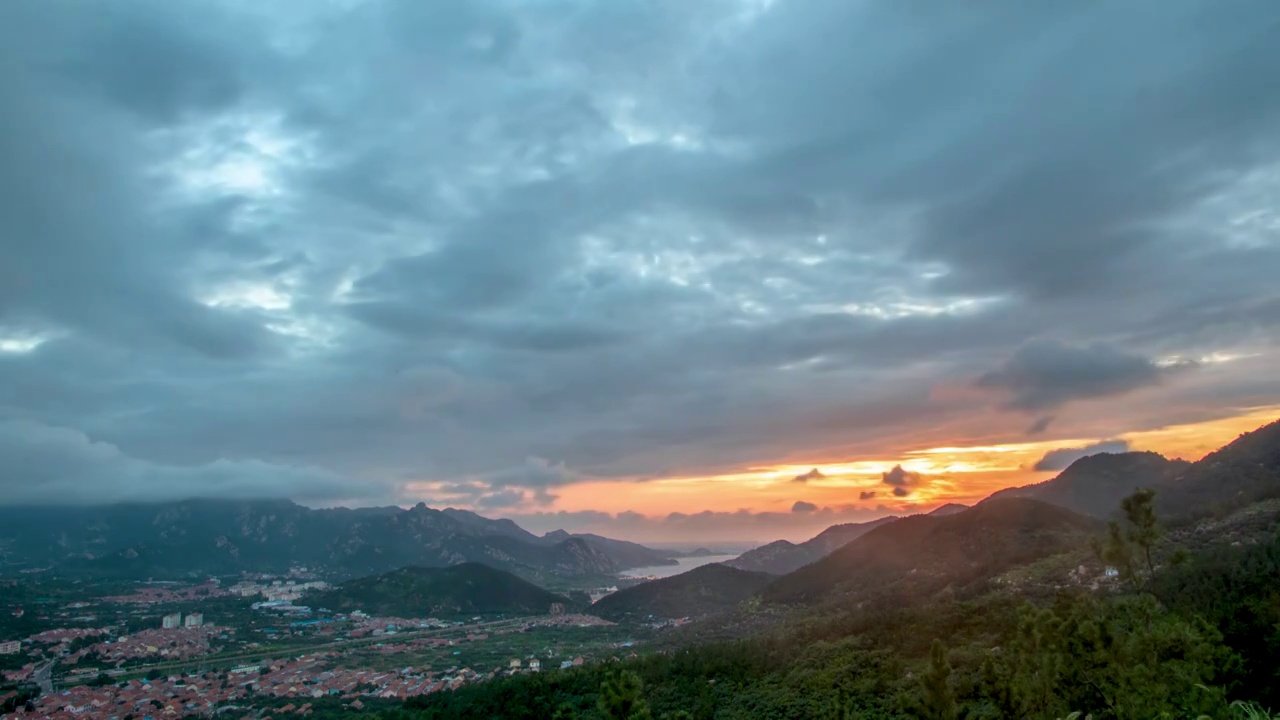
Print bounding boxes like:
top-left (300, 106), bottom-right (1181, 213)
top-left (2, 0), bottom-right (1280, 511)
top-left (881, 465), bottom-right (922, 488)
top-left (475, 489), bottom-right (530, 510)
top-left (791, 501), bottom-right (818, 513)
top-left (859, 491), bottom-right (877, 500)
top-left (892, 487), bottom-right (910, 498)
top-left (0, 1), bottom-right (280, 360)
top-left (792, 468), bottom-right (825, 483)
top-left (1027, 416), bottom-right (1055, 436)
top-left (977, 341), bottom-right (1185, 412)
top-left (0, 418), bottom-right (378, 505)
top-left (1033, 440), bottom-right (1132, 472)
top-left (484, 458), bottom-right (578, 489)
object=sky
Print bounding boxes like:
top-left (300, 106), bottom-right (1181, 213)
top-left (3, 0), bottom-right (1280, 544)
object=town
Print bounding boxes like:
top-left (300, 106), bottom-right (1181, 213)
top-left (0, 574), bottom-right (648, 719)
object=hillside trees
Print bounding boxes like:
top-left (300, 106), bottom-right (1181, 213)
top-left (1092, 488), bottom-right (1161, 586)
top-left (599, 670), bottom-right (651, 720)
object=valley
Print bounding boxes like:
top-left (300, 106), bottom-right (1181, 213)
top-left (3, 419), bottom-right (1280, 719)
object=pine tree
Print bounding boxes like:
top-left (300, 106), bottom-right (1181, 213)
top-left (919, 639), bottom-right (958, 720)
top-left (599, 670), bottom-right (652, 720)
top-left (1121, 488), bottom-right (1160, 574)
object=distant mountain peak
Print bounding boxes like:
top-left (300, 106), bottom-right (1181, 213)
top-left (764, 497), bottom-right (1098, 606)
top-left (725, 516), bottom-right (898, 575)
top-left (983, 450), bottom-right (1185, 518)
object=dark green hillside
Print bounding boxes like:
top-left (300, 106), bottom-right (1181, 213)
top-left (0, 499), bottom-right (620, 582)
top-left (985, 451), bottom-right (1185, 518)
top-left (591, 564), bottom-right (774, 622)
top-left (725, 516), bottom-right (898, 575)
top-left (1157, 419), bottom-right (1280, 520)
top-left (764, 498), bottom-right (1098, 605)
top-left (307, 562), bottom-right (571, 618)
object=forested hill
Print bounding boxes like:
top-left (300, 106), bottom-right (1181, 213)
top-left (306, 563), bottom-right (572, 618)
top-left (762, 498), bottom-right (1098, 605)
top-left (981, 419), bottom-right (1280, 522)
top-left (389, 421), bottom-right (1280, 720)
top-left (724, 515), bottom-right (898, 575)
top-left (1156, 418), bottom-right (1280, 519)
top-left (590, 564), bottom-right (774, 622)
top-left (985, 451), bottom-right (1187, 517)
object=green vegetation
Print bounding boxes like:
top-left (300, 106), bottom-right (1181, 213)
top-left (308, 562), bottom-right (573, 618)
top-left (387, 483), bottom-right (1280, 719)
top-left (590, 565), bottom-right (773, 622)
top-left (763, 497), bottom-right (1098, 605)
top-left (0, 500), bottom-right (639, 584)
top-left (725, 516), bottom-right (899, 576)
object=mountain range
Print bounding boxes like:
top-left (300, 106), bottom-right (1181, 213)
top-left (985, 451), bottom-right (1187, 517)
top-left (725, 504), bottom-right (967, 576)
top-left (0, 500), bottom-right (677, 584)
top-left (2, 418), bottom-right (1277, 624)
top-left (760, 498), bottom-right (1097, 605)
top-left (598, 419), bottom-right (1280, 621)
top-left (724, 516), bottom-right (901, 575)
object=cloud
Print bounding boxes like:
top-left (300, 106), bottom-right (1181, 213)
top-left (0, 418), bottom-right (377, 505)
top-left (474, 489), bottom-right (527, 509)
top-left (1027, 415), bottom-right (1055, 435)
top-left (1032, 440), bottom-right (1132, 472)
top-left (509, 503), bottom-right (896, 544)
top-left (881, 464), bottom-right (922, 487)
top-left (791, 500), bottom-right (818, 513)
top-left (2, 0), bottom-right (1280, 516)
top-left (882, 464), bottom-right (931, 498)
top-left (977, 340), bottom-right (1185, 412)
top-left (859, 490), bottom-right (877, 500)
top-left (423, 481), bottom-right (559, 509)
top-left (483, 457), bottom-right (579, 489)
top-left (792, 468), bottom-right (825, 483)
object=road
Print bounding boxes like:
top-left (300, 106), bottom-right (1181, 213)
top-left (32, 659), bottom-right (55, 696)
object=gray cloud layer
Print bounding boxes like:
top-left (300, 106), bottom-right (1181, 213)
top-left (1032, 440), bottom-right (1133, 472)
top-left (977, 340), bottom-right (1177, 412)
top-left (2, 1), bottom-right (1280, 520)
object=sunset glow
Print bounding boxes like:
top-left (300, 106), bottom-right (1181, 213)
top-left (510, 407), bottom-right (1280, 541)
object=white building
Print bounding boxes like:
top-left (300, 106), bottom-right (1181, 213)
top-left (162, 612), bottom-right (182, 629)
top-left (184, 613), bottom-right (203, 628)
top-left (0, 640), bottom-right (20, 655)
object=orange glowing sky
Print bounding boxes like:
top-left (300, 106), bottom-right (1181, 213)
top-left (557, 406), bottom-right (1280, 512)
top-left (465, 406), bottom-right (1280, 543)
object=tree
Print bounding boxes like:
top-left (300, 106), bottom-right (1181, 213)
top-left (984, 594), bottom-right (1230, 719)
top-left (918, 639), bottom-right (957, 720)
top-left (1093, 521), bottom-right (1138, 588)
top-left (599, 670), bottom-right (652, 720)
top-left (1093, 488), bottom-right (1162, 586)
top-left (1120, 488), bottom-right (1160, 575)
